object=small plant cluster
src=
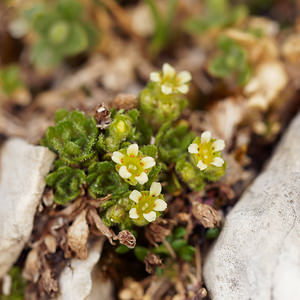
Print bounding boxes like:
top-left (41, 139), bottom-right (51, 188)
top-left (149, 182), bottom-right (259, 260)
top-left (209, 35), bottom-right (252, 85)
top-left (0, 65), bottom-right (25, 96)
top-left (24, 0), bottom-right (98, 68)
top-left (185, 0), bottom-right (247, 34)
top-left (42, 63), bottom-right (226, 236)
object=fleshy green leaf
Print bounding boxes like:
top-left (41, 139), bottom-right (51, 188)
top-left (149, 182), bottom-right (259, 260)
top-left (156, 121), bottom-right (195, 163)
top-left (87, 161), bottom-right (129, 198)
top-left (46, 166), bottom-right (86, 204)
top-left (42, 109), bottom-right (98, 165)
top-left (209, 36), bottom-right (252, 86)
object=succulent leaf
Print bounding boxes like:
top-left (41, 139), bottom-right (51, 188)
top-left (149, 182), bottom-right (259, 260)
top-left (209, 36), bottom-right (251, 85)
top-left (156, 121), bottom-right (195, 163)
top-left (42, 109), bottom-right (98, 165)
top-left (46, 166), bottom-right (86, 204)
top-left (87, 161), bottom-right (129, 199)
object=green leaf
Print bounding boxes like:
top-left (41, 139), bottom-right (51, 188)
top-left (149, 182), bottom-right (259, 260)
top-left (0, 65), bottom-right (24, 95)
top-left (0, 267), bottom-right (26, 300)
top-left (116, 244), bottom-right (131, 254)
top-left (184, 0), bottom-right (247, 34)
top-left (60, 22), bottom-right (89, 56)
top-left (206, 227), bottom-right (220, 240)
top-left (140, 145), bottom-right (157, 158)
top-left (171, 239), bottom-right (187, 251)
top-left (209, 36), bottom-right (252, 86)
top-left (87, 161), bottom-right (129, 198)
top-left (30, 40), bottom-right (62, 68)
top-left (134, 246), bottom-right (148, 261)
top-left (179, 245), bottom-right (195, 262)
top-left (152, 244), bottom-right (170, 256)
top-left (156, 121), bottom-right (195, 163)
top-left (57, 0), bottom-right (82, 19)
top-left (175, 158), bottom-right (205, 191)
top-left (41, 109), bottom-right (98, 165)
top-left (173, 226), bottom-right (186, 239)
top-left (46, 166), bottom-right (86, 204)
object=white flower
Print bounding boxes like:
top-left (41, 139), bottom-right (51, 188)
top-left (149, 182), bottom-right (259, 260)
top-left (150, 63), bottom-right (192, 95)
top-left (188, 131), bottom-right (226, 171)
top-left (128, 182), bottom-right (167, 224)
top-left (112, 144), bottom-right (156, 186)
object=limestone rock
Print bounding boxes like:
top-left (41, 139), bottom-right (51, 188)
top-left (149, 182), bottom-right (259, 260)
top-left (0, 138), bottom-right (55, 278)
top-left (58, 239), bottom-right (114, 300)
top-left (203, 113), bottom-right (300, 300)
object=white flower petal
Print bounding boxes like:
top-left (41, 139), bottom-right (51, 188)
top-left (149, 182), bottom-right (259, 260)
top-left (141, 156), bottom-right (155, 169)
top-left (154, 199), bottom-right (167, 211)
top-left (188, 143), bottom-right (199, 154)
top-left (161, 84), bottom-right (173, 95)
top-left (177, 71), bottom-right (192, 84)
top-left (135, 172), bottom-right (148, 185)
top-left (111, 151), bottom-right (124, 164)
top-left (197, 160), bottom-right (207, 170)
top-left (176, 84), bottom-right (189, 94)
top-left (150, 182), bottom-right (162, 196)
top-left (119, 166), bottom-right (131, 179)
top-left (211, 157), bottom-right (224, 167)
top-left (212, 139), bottom-right (225, 152)
top-left (162, 63), bottom-right (176, 77)
top-left (127, 144), bottom-right (139, 156)
top-left (129, 190), bottom-right (142, 203)
top-left (143, 211), bottom-right (157, 222)
top-left (150, 72), bottom-right (160, 82)
top-left (129, 208), bottom-right (139, 219)
top-left (201, 131), bottom-right (211, 143)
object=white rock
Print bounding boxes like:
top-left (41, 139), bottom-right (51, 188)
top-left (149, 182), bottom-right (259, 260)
top-left (58, 238), bottom-right (114, 300)
top-left (204, 113), bottom-right (300, 300)
top-left (0, 138), bottom-right (56, 278)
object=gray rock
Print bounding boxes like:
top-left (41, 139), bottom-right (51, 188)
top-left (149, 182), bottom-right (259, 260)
top-left (58, 238), bottom-right (114, 300)
top-left (0, 138), bottom-right (55, 278)
top-left (204, 113), bottom-right (300, 300)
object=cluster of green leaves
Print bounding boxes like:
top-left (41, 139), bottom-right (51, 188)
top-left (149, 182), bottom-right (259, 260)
top-left (139, 82), bottom-right (188, 129)
top-left (43, 65), bottom-right (225, 234)
top-left (185, 0), bottom-right (248, 34)
top-left (25, 0), bottom-right (98, 68)
top-left (209, 35), bottom-right (252, 85)
top-left (46, 166), bottom-right (86, 204)
top-left (97, 109), bottom-right (152, 152)
top-left (117, 227), bottom-right (195, 266)
top-left (156, 121), bottom-right (195, 164)
top-left (143, 0), bottom-right (179, 56)
top-left (0, 65), bottom-right (24, 96)
top-left (41, 109), bottom-right (98, 165)
top-left (0, 267), bottom-right (26, 300)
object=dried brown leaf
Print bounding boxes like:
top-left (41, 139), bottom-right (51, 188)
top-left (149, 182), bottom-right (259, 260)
top-left (88, 208), bottom-right (116, 245)
top-left (117, 230), bottom-right (136, 249)
top-left (23, 248), bottom-right (40, 283)
top-left (67, 210), bottom-right (89, 259)
top-left (192, 203), bottom-right (221, 229)
top-left (145, 219), bottom-right (172, 246)
top-left (144, 253), bottom-right (163, 274)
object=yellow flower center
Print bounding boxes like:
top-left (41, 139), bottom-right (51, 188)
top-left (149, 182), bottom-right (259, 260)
top-left (134, 192), bottom-right (156, 216)
top-left (196, 142), bottom-right (215, 165)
